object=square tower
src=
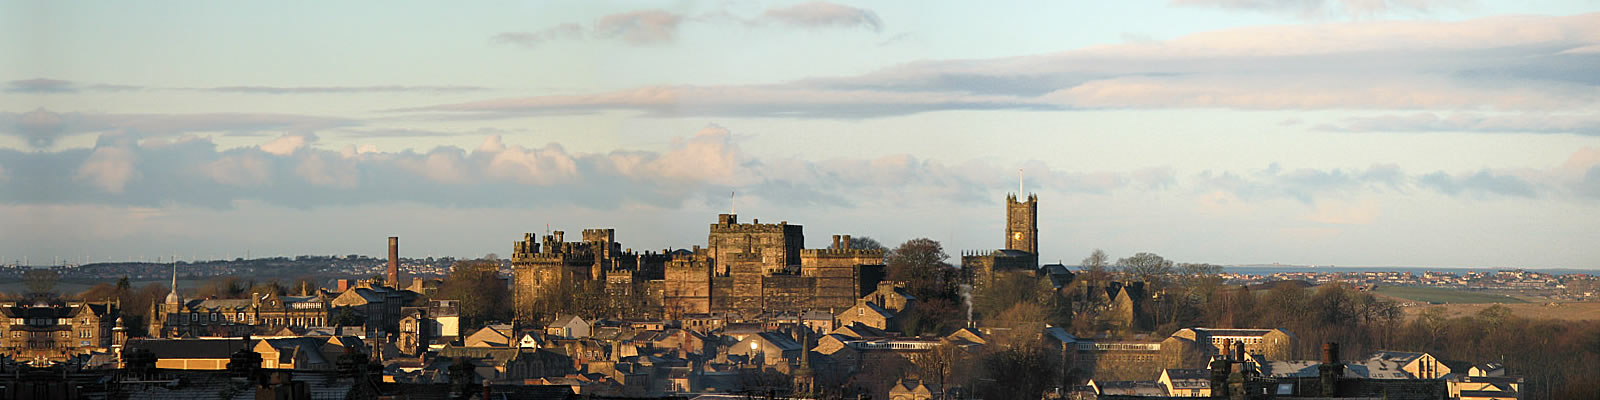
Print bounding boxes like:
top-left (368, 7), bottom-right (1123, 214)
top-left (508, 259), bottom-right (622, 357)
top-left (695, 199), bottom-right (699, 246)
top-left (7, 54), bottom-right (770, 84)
top-left (1005, 194), bottom-right (1038, 254)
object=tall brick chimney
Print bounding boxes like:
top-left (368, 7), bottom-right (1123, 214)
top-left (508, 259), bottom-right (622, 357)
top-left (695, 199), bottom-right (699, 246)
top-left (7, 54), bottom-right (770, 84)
top-left (387, 236), bottom-right (399, 288)
top-left (841, 235), bottom-right (852, 250)
top-left (1319, 342), bottom-right (1344, 397)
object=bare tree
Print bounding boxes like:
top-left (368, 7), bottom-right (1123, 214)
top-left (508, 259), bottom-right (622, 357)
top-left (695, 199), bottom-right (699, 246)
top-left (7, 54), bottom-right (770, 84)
top-left (23, 269), bottom-right (59, 296)
top-left (1116, 252), bottom-right (1173, 287)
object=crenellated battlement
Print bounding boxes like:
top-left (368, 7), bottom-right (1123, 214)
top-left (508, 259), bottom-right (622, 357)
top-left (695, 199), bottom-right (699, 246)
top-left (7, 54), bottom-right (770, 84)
top-left (800, 248), bottom-right (884, 257)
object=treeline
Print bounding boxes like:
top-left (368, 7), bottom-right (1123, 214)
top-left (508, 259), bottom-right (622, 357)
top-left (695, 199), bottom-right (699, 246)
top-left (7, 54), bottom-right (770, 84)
top-left (877, 244), bottom-right (1598, 400)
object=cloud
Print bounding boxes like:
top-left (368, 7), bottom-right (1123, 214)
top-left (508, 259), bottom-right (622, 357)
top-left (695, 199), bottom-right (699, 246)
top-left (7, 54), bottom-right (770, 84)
top-left (495, 2), bottom-right (885, 47)
top-left (7, 78), bottom-right (76, 93)
top-left (0, 109), bottom-right (358, 148)
top-left (1193, 163), bottom-right (1406, 203)
top-left (492, 23), bottom-right (585, 47)
top-left (75, 146), bottom-right (139, 193)
top-left (761, 2), bottom-right (883, 32)
top-left (1171, 0), bottom-right (1472, 19)
top-left (1317, 112), bottom-right (1600, 135)
top-left (454, 13), bottom-right (1599, 119)
top-left (1303, 199), bottom-right (1381, 225)
top-left (594, 10), bottom-right (684, 45)
top-left (407, 84), bottom-right (1058, 119)
top-left (259, 133), bottom-right (314, 156)
top-left (198, 85), bottom-right (491, 94)
top-left (1184, 161), bottom-right (1581, 203)
top-left (1417, 169), bottom-right (1538, 197)
top-left (1579, 166), bottom-right (1600, 199)
top-left (0, 126), bottom-right (1172, 210)
top-left (4, 78), bottom-right (143, 93)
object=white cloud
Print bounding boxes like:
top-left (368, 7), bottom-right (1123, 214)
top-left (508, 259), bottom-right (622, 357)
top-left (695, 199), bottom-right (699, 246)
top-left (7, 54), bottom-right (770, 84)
top-left (593, 10), bottom-right (683, 45)
top-left (494, 2), bottom-right (886, 48)
top-left (1317, 112), bottom-right (1600, 135)
top-left (1171, 0), bottom-right (1473, 19)
top-left (447, 13), bottom-right (1599, 119)
top-left (75, 146), bottom-right (138, 193)
top-left (259, 134), bottom-right (312, 156)
top-left (205, 153), bottom-right (272, 187)
top-left (0, 109), bottom-right (357, 148)
top-left (761, 2), bottom-right (883, 32)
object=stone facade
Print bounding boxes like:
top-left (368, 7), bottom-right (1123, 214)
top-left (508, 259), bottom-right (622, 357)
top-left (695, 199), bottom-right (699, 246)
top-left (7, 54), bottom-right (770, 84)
top-left (149, 291), bottom-right (332, 338)
top-left (962, 193), bottom-right (1041, 289)
top-left (1006, 193), bottom-right (1038, 254)
top-left (0, 301), bottom-right (125, 362)
top-left (513, 214), bottom-right (886, 322)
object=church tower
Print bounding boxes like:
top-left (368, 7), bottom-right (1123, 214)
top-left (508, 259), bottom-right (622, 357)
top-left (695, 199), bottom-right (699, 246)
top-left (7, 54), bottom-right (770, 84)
top-left (151, 263), bottom-right (183, 337)
top-left (1005, 193), bottom-right (1037, 254)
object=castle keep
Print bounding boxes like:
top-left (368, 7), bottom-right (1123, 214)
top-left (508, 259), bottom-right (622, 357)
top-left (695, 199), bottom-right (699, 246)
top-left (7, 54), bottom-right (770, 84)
top-left (513, 214), bottom-right (884, 322)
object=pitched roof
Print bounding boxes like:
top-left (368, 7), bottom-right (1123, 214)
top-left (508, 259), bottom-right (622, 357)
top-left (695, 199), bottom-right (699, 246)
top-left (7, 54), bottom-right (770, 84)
top-left (125, 338), bottom-right (249, 360)
top-left (752, 332), bottom-right (802, 352)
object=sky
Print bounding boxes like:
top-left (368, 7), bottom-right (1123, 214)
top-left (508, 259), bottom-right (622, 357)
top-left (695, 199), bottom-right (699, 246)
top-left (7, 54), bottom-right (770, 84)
top-left (3, 1), bottom-right (1599, 269)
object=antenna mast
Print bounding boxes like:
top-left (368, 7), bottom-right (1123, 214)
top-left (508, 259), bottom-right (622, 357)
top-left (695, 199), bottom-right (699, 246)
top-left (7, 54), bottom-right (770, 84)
top-left (1019, 168), bottom-right (1024, 195)
top-left (731, 191), bottom-right (736, 214)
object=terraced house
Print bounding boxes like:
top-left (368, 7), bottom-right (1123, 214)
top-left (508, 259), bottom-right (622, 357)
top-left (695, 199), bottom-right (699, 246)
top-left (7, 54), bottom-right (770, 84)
top-left (0, 301), bottom-right (125, 363)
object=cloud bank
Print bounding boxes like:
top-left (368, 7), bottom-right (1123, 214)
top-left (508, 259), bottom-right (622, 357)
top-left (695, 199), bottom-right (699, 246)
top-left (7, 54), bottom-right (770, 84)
top-left (0, 109), bottom-right (358, 148)
top-left (3, 126), bottom-right (1590, 212)
top-left (494, 2), bottom-right (884, 48)
top-left (1171, 0), bottom-right (1473, 19)
top-left (453, 13), bottom-right (1600, 132)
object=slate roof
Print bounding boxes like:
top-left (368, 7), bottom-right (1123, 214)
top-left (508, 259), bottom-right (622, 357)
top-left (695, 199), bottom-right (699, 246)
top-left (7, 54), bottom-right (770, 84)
top-left (125, 338), bottom-right (250, 360)
top-left (752, 332), bottom-right (802, 352)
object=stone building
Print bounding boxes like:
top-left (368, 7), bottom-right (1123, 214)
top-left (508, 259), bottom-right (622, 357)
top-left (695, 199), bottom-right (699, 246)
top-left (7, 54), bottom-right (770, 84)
top-left (962, 193), bottom-right (1041, 289)
top-left (147, 265), bottom-right (333, 338)
top-left (1169, 327), bottom-right (1297, 361)
top-left (513, 214), bottom-right (886, 322)
top-left (0, 301), bottom-right (125, 363)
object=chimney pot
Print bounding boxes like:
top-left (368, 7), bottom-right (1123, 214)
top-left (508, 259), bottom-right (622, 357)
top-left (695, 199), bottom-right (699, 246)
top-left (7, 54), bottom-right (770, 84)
top-left (842, 235), bottom-right (852, 250)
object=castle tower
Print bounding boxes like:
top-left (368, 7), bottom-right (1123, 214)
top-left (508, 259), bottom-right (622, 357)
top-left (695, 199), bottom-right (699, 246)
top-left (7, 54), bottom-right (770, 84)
top-left (1005, 193), bottom-right (1038, 254)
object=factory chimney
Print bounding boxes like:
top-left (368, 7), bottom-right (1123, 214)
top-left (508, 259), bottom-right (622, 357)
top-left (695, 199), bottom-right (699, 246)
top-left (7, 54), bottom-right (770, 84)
top-left (387, 237), bottom-right (400, 288)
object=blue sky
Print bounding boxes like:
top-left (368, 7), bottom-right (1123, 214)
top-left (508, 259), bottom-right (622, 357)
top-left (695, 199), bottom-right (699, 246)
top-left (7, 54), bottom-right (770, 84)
top-left (3, 1), bottom-right (1598, 269)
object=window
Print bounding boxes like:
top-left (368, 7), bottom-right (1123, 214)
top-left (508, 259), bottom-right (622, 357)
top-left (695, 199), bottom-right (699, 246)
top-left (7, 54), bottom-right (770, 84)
top-left (211, 313), bottom-right (218, 322)
top-left (190, 312), bottom-right (198, 322)
top-left (10, 332), bottom-right (17, 338)
top-left (60, 331), bottom-right (69, 338)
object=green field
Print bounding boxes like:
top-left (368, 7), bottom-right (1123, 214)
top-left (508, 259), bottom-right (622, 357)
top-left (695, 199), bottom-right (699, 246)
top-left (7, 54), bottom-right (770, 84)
top-left (1374, 286), bottom-right (1527, 304)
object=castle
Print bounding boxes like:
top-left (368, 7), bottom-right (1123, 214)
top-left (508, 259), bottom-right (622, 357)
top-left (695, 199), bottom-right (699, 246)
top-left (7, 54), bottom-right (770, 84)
top-left (512, 214), bottom-right (886, 322)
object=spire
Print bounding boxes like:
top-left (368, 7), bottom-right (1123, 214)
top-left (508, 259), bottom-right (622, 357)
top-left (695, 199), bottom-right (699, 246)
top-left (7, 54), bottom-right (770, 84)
top-left (164, 262), bottom-right (181, 305)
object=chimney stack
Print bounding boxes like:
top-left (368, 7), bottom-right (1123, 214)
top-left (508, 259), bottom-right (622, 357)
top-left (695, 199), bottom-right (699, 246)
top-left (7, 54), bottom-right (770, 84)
top-left (387, 237), bottom-right (399, 288)
top-left (832, 235), bottom-right (841, 249)
top-left (1319, 342), bottom-right (1344, 397)
top-left (841, 235), bottom-right (852, 250)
